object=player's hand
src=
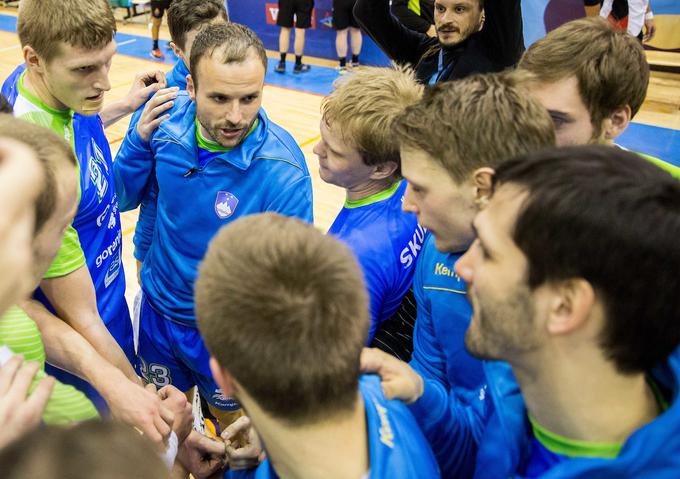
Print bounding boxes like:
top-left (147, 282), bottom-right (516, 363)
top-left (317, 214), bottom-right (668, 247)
top-left (158, 384), bottom-right (193, 443)
top-left (0, 356), bottom-right (54, 448)
top-left (176, 430), bottom-right (227, 479)
top-left (125, 70), bottom-right (167, 114)
top-left (222, 415), bottom-right (264, 470)
top-left (360, 348), bottom-right (424, 404)
top-left (426, 24), bottom-right (437, 37)
top-left (105, 377), bottom-right (174, 449)
top-left (643, 18), bottom-right (656, 42)
top-left (136, 87), bottom-right (179, 143)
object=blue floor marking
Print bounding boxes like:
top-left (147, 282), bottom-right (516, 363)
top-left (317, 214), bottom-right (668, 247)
top-left (0, 13), bottom-right (17, 32)
top-left (1, 13), bottom-right (677, 162)
top-left (619, 123), bottom-right (680, 167)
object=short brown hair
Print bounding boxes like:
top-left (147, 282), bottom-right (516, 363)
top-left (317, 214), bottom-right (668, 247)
top-left (321, 66), bottom-right (423, 175)
top-left (0, 116), bottom-right (77, 233)
top-left (394, 72), bottom-right (556, 183)
top-left (0, 421), bottom-right (168, 479)
top-left (519, 17), bottom-right (649, 128)
top-left (168, 0), bottom-right (229, 51)
top-left (18, 0), bottom-right (116, 62)
top-left (190, 23), bottom-right (267, 91)
top-left (196, 213), bottom-right (369, 424)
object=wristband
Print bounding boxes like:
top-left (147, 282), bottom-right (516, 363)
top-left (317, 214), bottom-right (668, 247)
top-left (162, 431), bottom-right (179, 469)
top-left (645, 11), bottom-right (654, 20)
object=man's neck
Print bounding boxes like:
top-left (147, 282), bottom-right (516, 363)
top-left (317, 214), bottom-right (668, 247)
top-left (247, 394), bottom-right (369, 479)
top-left (346, 179), bottom-right (396, 203)
top-left (23, 70), bottom-right (68, 112)
top-left (514, 348), bottom-right (659, 444)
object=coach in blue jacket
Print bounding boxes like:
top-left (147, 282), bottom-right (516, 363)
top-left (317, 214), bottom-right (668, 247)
top-left (114, 23), bottom-right (313, 427)
top-left (364, 146), bottom-right (680, 478)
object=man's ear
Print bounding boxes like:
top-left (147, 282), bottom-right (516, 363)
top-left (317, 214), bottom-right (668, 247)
top-left (169, 41), bottom-right (182, 58)
top-left (186, 74), bottom-right (196, 102)
top-left (23, 45), bottom-right (44, 74)
top-left (209, 357), bottom-right (237, 397)
top-left (545, 279), bottom-right (595, 336)
top-left (478, 8), bottom-right (486, 31)
top-left (602, 105), bottom-right (632, 141)
top-left (369, 161), bottom-right (399, 181)
top-left (472, 167), bottom-right (495, 208)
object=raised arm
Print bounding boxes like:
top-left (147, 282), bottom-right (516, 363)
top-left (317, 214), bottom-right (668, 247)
top-left (354, 0), bottom-right (433, 65)
top-left (114, 87), bottom-right (178, 211)
top-left (479, 0), bottom-right (524, 68)
top-left (391, 0), bottom-right (436, 35)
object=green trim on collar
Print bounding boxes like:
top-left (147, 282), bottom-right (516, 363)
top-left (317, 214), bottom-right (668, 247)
top-left (344, 181), bottom-right (401, 209)
top-left (18, 70), bottom-right (72, 120)
top-left (194, 117), bottom-right (259, 153)
top-left (529, 415), bottom-right (622, 459)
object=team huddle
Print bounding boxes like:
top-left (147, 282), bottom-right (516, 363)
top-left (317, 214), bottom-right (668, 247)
top-left (0, 0), bottom-right (679, 478)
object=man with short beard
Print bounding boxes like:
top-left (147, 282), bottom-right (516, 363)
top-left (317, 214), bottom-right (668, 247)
top-left (354, 0), bottom-right (523, 84)
top-left (114, 23), bottom-right (313, 430)
top-left (363, 145), bottom-right (680, 478)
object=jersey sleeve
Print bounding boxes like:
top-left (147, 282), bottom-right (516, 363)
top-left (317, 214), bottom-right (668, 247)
top-left (410, 267), bottom-right (450, 388)
top-left (43, 225), bottom-right (86, 279)
top-left (409, 378), bottom-right (486, 478)
top-left (362, 258), bottom-right (390, 343)
top-left (390, 0), bottom-right (433, 33)
top-left (132, 176), bottom-right (159, 262)
top-left (265, 175), bottom-right (314, 224)
top-left (113, 107), bottom-right (156, 212)
top-left (480, 0), bottom-right (524, 68)
top-left (354, 0), bottom-right (434, 66)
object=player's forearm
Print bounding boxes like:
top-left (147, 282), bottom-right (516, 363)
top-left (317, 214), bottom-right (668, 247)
top-left (39, 268), bottom-right (139, 383)
top-left (75, 319), bottom-right (140, 384)
top-left (23, 299), bottom-right (128, 386)
top-left (101, 98), bottom-right (135, 129)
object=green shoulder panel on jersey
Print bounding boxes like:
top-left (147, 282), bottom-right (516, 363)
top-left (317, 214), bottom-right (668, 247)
top-left (43, 226), bottom-right (87, 279)
top-left (0, 307), bottom-right (99, 423)
top-left (13, 71), bottom-right (87, 278)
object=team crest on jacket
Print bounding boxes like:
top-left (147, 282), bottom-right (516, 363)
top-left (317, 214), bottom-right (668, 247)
top-left (215, 191), bottom-right (238, 219)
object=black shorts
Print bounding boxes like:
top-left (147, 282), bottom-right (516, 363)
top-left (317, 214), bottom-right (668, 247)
top-left (332, 0), bottom-right (358, 30)
top-left (150, 0), bottom-right (172, 19)
top-left (277, 0), bottom-right (314, 29)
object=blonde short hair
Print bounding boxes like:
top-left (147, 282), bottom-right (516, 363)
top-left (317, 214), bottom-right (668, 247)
top-left (18, 0), bottom-right (116, 62)
top-left (196, 213), bottom-right (369, 424)
top-left (321, 65), bottom-right (424, 175)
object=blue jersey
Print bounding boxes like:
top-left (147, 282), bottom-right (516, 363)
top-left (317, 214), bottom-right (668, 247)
top-left (115, 93), bottom-right (313, 325)
top-left (131, 60), bottom-right (189, 263)
top-left (2, 65), bottom-right (131, 349)
top-left (410, 233), bottom-right (485, 392)
top-left (225, 375), bottom-right (440, 479)
top-left (166, 58), bottom-right (189, 90)
top-left (328, 181), bottom-right (424, 341)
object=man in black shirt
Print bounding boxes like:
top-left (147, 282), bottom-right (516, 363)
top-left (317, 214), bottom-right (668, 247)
top-left (354, 0), bottom-right (523, 84)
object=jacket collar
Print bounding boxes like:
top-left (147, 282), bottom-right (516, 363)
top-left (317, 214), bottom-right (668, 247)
top-left (482, 346), bottom-right (680, 477)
